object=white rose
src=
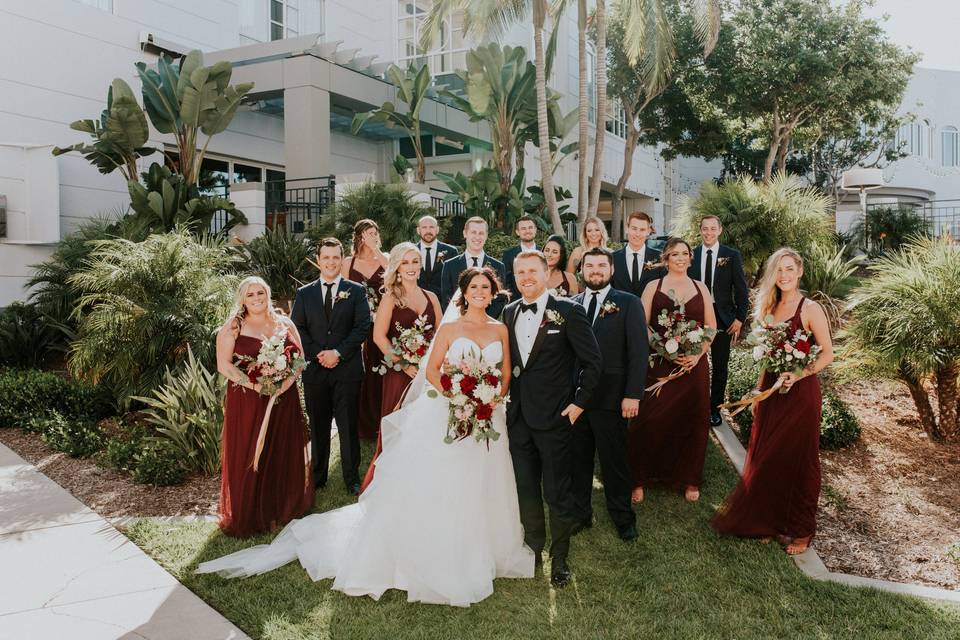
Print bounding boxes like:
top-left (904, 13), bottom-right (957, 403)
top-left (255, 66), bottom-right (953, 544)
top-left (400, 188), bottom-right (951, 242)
top-left (686, 329), bottom-right (703, 343)
top-left (752, 345), bottom-right (765, 361)
top-left (274, 356), bottom-right (287, 371)
top-left (450, 393), bottom-right (468, 406)
top-left (785, 354), bottom-right (793, 362)
top-left (665, 338), bottom-right (679, 354)
top-left (475, 383), bottom-right (497, 404)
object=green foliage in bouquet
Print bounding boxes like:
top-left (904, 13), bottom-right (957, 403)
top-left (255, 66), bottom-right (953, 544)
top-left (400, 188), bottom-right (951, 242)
top-left (131, 347), bottom-right (225, 475)
top-left (67, 230), bottom-right (240, 406)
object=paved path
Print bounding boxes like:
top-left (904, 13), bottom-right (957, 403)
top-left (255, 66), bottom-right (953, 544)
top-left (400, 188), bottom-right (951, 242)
top-left (0, 443), bottom-right (249, 640)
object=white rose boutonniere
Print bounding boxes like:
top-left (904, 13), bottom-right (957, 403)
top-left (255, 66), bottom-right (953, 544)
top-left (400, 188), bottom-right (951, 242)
top-left (599, 301), bottom-right (619, 318)
top-left (716, 256), bottom-right (731, 267)
top-left (544, 309), bottom-right (565, 326)
top-left (643, 260), bottom-right (660, 271)
top-left (336, 291), bottom-right (351, 301)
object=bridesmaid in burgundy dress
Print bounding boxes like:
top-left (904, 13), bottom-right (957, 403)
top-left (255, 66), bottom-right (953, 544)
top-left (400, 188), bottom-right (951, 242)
top-left (628, 238), bottom-right (716, 504)
top-left (342, 219), bottom-right (388, 441)
top-left (214, 276), bottom-right (313, 537)
top-left (360, 242), bottom-right (441, 491)
top-left (712, 248), bottom-right (833, 555)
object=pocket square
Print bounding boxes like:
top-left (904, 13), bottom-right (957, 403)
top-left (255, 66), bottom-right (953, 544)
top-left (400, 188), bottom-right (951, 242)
top-left (547, 329), bottom-right (560, 335)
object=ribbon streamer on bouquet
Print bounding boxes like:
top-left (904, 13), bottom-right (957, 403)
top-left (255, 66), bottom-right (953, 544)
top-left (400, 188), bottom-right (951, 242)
top-left (718, 378), bottom-right (785, 417)
top-left (252, 393), bottom-right (279, 472)
top-left (644, 366), bottom-right (687, 397)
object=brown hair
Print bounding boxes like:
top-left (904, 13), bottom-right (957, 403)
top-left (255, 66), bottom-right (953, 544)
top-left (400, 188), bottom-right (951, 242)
top-left (661, 237), bottom-right (693, 267)
top-left (515, 215), bottom-right (537, 230)
top-left (700, 215), bottom-right (722, 227)
top-left (317, 237), bottom-right (343, 255)
top-left (463, 216), bottom-right (488, 231)
top-left (627, 211), bottom-right (653, 226)
top-left (351, 219), bottom-right (380, 256)
top-left (456, 266), bottom-right (505, 313)
top-left (581, 246), bottom-right (613, 267)
top-left (755, 247), bottom-right (805, 323)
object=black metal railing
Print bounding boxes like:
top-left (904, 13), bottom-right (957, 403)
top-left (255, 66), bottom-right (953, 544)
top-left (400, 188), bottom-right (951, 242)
top-left (864, 199), bottom-right (960, 239)
top-left (266, 176), bottom-right (336, 233)
top-left (430, 187), bottom-right (465, 218)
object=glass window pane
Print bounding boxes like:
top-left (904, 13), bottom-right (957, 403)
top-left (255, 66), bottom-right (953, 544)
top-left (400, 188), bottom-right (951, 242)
top-left (271, 0), bottom-right (283, 23)
top-left (399, 20), bottom-right (415, 39)
top-left (271, 22), bottom-right (284, 40)
top-left (233, 164), bottom-right (263, 183)
top-left (400, 0), bottom-right (414, 16)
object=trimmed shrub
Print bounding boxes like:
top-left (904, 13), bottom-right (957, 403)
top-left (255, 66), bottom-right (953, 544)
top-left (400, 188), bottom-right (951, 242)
top-left (0, 302), bottom-right (62, 369)
top-left (99, 424), bottom-right (150, 473)
top-left (820, 389), bottom-right (861, 450)
top-left (0, 369), bottom-right (112, 428)
top-left (132, 440), bottom-right (189, 486)
top-left (39, 412), bottom-right (104, 458)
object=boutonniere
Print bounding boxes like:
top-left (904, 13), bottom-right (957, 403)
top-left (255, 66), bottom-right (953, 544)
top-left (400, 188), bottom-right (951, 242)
top-left (336, 291), bottom-right (351, 301)
top-left (716, 256), bottom-right (731, 267)
top-left (643, 260), bottom-right (660, 271)
top-left (599, 301), bottom-right (619, 318)
top-left (543, 309), bottom-right (565, 327)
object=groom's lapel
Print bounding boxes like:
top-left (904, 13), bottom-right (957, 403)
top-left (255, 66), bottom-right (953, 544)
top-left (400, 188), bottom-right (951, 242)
top-left (506, 304), bottom-right (521, 364)
top-left (524, 295), bottom-right (556, 370)
top-left (327, 279), bottom-right (350, 324)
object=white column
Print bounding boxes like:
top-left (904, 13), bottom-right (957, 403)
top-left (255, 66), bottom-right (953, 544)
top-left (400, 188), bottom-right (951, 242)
top-left (229, 183), bottom-right (266, 243)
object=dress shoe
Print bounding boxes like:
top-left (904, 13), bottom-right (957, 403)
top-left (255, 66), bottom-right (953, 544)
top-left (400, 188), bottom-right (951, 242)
top-left (618, 524), bottom-right (638, 542)
top-left (710, 411), bottom-right (723, 427)
top-left (550, 558), bottom-right (571, 588)
top-left (571, 516), bottom-right (593, 536)
top-left (349, 482), bottom-right (362, 496)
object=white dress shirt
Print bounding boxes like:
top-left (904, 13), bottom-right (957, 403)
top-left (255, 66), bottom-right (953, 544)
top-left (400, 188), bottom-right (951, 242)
top-left (626, 245), bottom-right (647, 281)
top-left (700, 242), bottom-right (720, 289)
top-left (419, 240), bottom-right (438, 268)
top-left (464, 250), bottom-right (486, 268)
top-left (320, 274), bottom-right (343, 301)
top-left (582, 284), bottom-right (611, 323)
top-left (515, 290), bottom-right (550, 365)
top-left (519, 241), bottom-right (537, 253)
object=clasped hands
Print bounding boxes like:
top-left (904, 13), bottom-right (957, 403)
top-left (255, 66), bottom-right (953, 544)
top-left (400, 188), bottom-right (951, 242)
top-left (317, 350), bottom-right (340, 368)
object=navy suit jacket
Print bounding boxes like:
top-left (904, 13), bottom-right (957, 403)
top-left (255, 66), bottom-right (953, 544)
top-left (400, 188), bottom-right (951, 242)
top-left (440, 253), bottom-right (507, 318)
top-left (416, 240), bottom-right (458, 298)
top-left (611, 246), bottom-right (665, 298)
top-left (290, 278), bottom-right (371, 384)
top-left (502, 244), bottom-right (537, 300)
top-left (688, 244), bottom-right (749, 330)
top-left (572, 287), bottom-right (648, 411)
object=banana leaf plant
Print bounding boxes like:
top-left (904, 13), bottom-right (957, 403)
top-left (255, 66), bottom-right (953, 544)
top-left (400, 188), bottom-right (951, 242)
top-left (135, 50), bottom-right (254, 187)
top-left (53, 79), bottom-right (156, 181)
top-left (352, 63), bottom-right (431, 183)
top-left (128, 163), bottom-right (245, 235)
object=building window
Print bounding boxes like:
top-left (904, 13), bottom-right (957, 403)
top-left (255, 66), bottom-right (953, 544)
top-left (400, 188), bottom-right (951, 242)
top-left (606, 101), bottom-right (628, 139)
top-left (942, 126), bottom-right (959, 167)
top-left (271, 0), bottom-right (300, 41)
top-left (397, 1), bottom-right (469, 76)
top-left (398, 134), bottom-right (468, 160)
top-left (895, 122), bottom-right (931, 158)
top-left (77, 0), bottom-right (113, 11)
top-left (586, 45), bottom-right (596, 125)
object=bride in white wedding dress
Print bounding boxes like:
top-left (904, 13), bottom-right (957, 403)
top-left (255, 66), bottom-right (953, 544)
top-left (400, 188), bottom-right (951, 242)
top-left (197, 267), bottom-right (535, 607)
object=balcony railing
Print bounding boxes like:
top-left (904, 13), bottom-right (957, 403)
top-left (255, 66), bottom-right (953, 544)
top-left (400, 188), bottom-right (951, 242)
top-left (430, 187), bottom-right (465, 218)
top-left (265, 176), bottom-right (336, 233)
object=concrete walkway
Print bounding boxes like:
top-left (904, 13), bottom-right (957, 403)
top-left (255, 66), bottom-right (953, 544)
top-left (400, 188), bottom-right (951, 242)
top-left (0, 443), bottom-right (250, 640)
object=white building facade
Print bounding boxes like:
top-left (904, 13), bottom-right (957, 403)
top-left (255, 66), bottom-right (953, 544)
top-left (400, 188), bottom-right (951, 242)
top-left (0, 0), bottom-right (718, 307)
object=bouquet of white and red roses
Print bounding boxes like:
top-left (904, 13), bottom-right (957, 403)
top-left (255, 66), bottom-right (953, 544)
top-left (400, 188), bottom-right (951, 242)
top-left (427, 349), bottom-right (503, 448)
top-left (374, 315), bottom-right (432, 375)
top-left (645, 289), bottom-right (717, 394)
top-left (721, 316), bottom-right (822, 416)
top-left (234, 327), bottom-right (307, 470)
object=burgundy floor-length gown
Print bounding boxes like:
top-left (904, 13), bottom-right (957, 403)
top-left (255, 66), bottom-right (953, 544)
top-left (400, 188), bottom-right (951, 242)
top-left (628, 278), bottom-right (711, 492)
top-left (353, 263), bottom-right (385, 441)
top-left (360, 300), bottom-right (438, 492)
top-left (219, 335), bottom-right (313, 537)
top-left (712, 298), bottom-right (822, 541)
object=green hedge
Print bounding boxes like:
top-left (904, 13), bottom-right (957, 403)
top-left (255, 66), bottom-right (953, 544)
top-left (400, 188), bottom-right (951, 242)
top-left (38, 412), bottom-right (104, 458)
top-left (0, 369), bottom-right (113, 428)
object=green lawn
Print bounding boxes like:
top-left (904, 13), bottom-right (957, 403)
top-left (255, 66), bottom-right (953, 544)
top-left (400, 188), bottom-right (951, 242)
top-left (126, 440), bottom-right (960, 640)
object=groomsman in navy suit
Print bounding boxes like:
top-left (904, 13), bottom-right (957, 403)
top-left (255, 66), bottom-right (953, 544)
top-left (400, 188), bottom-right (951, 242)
top-left (291, 238), bottom-right (371, 494)
top-left (611, 211), bottom-right (665, 297)
top-left (571, 248), bottom-right (647, 542)
top-left (688, 215), bottom-right (750, 426)
top-left (414, 215), bottom-right (457, 299)
top-left (501, 215), bottom-right (539, 300)
top-left (440, 216), bottom-right (507, 317)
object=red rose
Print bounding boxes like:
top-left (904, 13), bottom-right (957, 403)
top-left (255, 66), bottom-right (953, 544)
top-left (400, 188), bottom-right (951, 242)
top-left (440, 373), bottom-right (453, 392)
top-left (459, 375), bottom-right (478, 395)
top-left (795, 339), bottom-right (810, 354)
top-left (417, 345), bottom-right (427, 356)
top-left (475, 403), bottom-right (493, 421)
top-left (483, 373), bottom-right (499, 386)
top-left (247, 368), bottom-right (259, 383)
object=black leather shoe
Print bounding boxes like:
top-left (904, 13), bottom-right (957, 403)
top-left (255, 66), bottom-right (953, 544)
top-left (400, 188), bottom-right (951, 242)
top-left (618, 524), bottom-right (638, 542)
top-left (710, 411), bottom-right (723, 427)
top-left (571, 516), bottom-right (593, 537)
top-left (550, 558), bottom-right (571, 588)
top-left (349, 482), bottom-right (362, 496)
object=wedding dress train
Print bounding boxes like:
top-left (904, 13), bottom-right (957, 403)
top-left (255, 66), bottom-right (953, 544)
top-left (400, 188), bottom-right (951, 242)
top-left (197, 338), bottom-right (535, 607)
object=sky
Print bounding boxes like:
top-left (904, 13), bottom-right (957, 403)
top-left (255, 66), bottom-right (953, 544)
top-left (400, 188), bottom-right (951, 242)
top-left (865, 0), bottom-right (960, 71)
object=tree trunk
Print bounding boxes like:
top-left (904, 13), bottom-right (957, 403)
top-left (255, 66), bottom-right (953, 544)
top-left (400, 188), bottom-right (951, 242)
top-left (776, 135), bottom-right (790, 175)
top-left (763, 139), bottom-right (779, 184)
top-left (533, 4), bottom-right (563, 235)
top-left (901, 372), bottom-right (941, 441)
top-left (934, 363), bottom-right (960, 440)
top-left (588, 0), bottom-right (606, 217)
top-left (612, 125), bottom-right (639, 243)
top-left (576, 0), bottom-right (589, 223)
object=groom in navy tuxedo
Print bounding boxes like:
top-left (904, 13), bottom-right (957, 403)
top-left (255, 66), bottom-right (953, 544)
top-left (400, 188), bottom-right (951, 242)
top-left (291, 238), bottom-right (371, 495)
top-left (571, 248), bottom-right (647, 542)
top-left (503, 251), bottom-right (602, 588)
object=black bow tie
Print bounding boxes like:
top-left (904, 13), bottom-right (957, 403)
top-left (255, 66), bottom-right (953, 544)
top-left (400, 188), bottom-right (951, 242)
top-left (520, 302), bottom-right (538, 314)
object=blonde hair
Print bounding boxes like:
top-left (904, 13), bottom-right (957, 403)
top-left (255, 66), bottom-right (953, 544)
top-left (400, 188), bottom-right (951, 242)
top-left (579, 216), bottom-right (609, 249)
top-left (755, 247), bottom-right (805, 323)
top-left (383, 242), bottom-right (421, 308)
top-left (226, 276), bottom-right (284, 331)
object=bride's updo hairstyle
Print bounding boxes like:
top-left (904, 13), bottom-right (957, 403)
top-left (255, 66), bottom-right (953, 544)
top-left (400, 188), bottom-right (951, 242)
top-left (456, 266), bottom-right (505, 314)
top-left (755, 247), bottom-right (804, 323)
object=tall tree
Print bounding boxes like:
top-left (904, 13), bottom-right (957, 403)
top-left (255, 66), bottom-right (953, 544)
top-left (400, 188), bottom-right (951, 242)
top-left (712, 0), bottom-right (917, 183)
top-left (587, 0), bottom-right (607, 218)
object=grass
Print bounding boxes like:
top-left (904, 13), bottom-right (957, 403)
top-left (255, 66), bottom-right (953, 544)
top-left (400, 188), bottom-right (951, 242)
top-left (126, 439), bottom-right (960, 640)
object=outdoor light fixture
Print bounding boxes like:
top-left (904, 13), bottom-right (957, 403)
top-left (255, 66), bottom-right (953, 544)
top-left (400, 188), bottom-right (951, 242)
top-left (841, 167), bottom-right (884, 218)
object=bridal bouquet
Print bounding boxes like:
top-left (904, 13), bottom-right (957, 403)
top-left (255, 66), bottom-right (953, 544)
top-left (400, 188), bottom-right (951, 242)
top-left (365, 283), bottom-right (382, 318)
top-left (374, 315), bottom-right (432, 374)
top-left (646, 290), bottom-right (717, 394)
top-left (427, 350), bottom-right (503, 448)
top-left (234, 327), bottom-right (307, 471)
top-left (721, 317), bottom-right (822, 416)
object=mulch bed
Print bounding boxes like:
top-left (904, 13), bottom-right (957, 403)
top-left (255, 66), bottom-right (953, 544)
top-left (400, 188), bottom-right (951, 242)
top-left (817, 379), bottom-right (960, 590)
top-left (0, 427), bottom-right (218, 519)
